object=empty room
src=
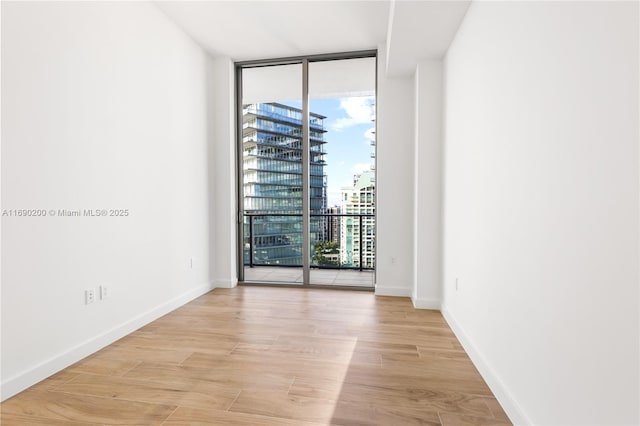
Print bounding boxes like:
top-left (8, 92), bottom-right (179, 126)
top-left (1, 1), bottom-right (639, 425)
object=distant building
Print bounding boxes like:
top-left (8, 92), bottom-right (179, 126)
top-left (340, 170), bottom-right (375, 268)
top-left (243, 102), bottom-right (327, 265)
top-left (326, 206), bottom-right (341, 244)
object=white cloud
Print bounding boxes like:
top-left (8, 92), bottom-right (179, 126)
top-left (364, 126), bottom-right (375, 143)
top-left (351, 162), bottom-right (371, 176)
top-left (329, 96), bottom-right (375, 131)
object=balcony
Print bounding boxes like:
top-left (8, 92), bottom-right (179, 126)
top-left (243, 213), bottom-right (375, 287)
top-left (244, 104), bottom-right (325, 132)
top-left (243, 266), bottom-right (374, 287)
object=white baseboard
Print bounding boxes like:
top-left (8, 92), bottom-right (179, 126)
top-left (374, 285), bottom-right (412, 297)
top-left (441, 304), bottom-right (531, 425)
top-left (411, 297), bottom-right (441, 310)
top-left (0, 281), bottom-right (214, 402)
top-left (214, 278), bottom-right (237, 288)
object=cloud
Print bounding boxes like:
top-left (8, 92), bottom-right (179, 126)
top-left (351, 162), bottom-right (371, 176)
top-left (329, 97), bottom-right (375, 131)
top-left (364, 127), bottom-right (375, 143)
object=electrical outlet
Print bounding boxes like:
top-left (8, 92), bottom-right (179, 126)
top-left (390, 257), bottom-right (396, 264)
top-left (85, 289), bottom-right (95, 304)
top-left (99, 285), bottom-right (108, 300)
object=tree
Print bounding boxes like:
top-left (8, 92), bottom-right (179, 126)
top-left (312, 241), bottom-right (340, 266)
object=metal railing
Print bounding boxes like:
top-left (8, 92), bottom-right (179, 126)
top-left (244, 213), bottom-right (375, 271)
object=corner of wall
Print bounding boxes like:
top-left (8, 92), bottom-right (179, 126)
top-left (214, 278), bottom-right (238, 289)
top-left (375, 42), bottom-right (416, 299)
top-left (412, 59), bottom-right (444, 310)
top-left (411, 296), bottom-right (441, 310)
top-left (385, 1), bottom-right (395, 74)
top-left (375, 285), bottom-right (412, 298)
top-left (412, 63), bottom-right (420, 306)
top-left (440, 303), bottom-right (531, 425)
top-left (0, 281), bottom-right (214, 402)
top-left (211, 55), bottom-right (238, 289)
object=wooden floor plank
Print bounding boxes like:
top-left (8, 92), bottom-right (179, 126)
top-left (65, 356), bottom-right (142, 377)
top-left (33, 370), bottom-right (80, 390)
top-left (124, 360), bottom-right (296, 392)
top-left (0, 389), bottom-right (176, 425)
top-left (0, 412), bottom-right (102, 426)
top-left (330, 401), bottom-right (443, 426)
top-left (439, 412), bottom-right (512, 426)
top-left (288, 376), bottom-right (493, 418)
top-left (54, 373), bottom-right (241, 411)
top-left (100, 343), bottom-right (195, 365)
top-left (0, 286), bottom-right (511, 425)
top-left (162, 406), bottom-right (326, 426)
top-left (483, 397), bottom-right (512, 422)
top-left (228, 389), bottom-right (343, 424)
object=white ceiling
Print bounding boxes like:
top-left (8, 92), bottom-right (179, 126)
top-left (154, 1), bottom-right (390, 62)
top-left (155, 0), bottom-right (470, 76)
top-left (387, 0), bottom-right (471, 76)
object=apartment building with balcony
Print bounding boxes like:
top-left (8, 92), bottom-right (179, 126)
top-left (340, 171), bottom-right (375, 268)
top-left (242, 103), bottom-right (327, 265)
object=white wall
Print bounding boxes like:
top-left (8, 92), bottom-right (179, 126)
top-left (210, 57), bottom-right (237, 289)
top-left (1, 1), bottom-right (215, 400)
top-left (412, 60), bottom-right (443, 309)
top-left (375, 44), bottom-right (415, 297)
top-left (442, 1), bottom-right (639, 424)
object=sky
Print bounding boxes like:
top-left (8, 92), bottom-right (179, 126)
top-left (284, 96), bottom-right (375, 207)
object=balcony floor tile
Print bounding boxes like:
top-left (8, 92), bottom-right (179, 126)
top-left (243, 267), bottom-right (374, 288)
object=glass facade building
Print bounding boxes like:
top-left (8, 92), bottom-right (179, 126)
top-left (243, 102), bottom-right (327, 266)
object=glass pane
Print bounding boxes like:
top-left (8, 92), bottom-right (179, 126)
top-left (242, 64), bottom-right (303, 284)
top-left (308, 58), bottom-right (376, 287)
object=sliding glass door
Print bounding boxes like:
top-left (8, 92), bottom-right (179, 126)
top-left (237, 53), bottom-right (376, 288)
top-left (240, 64), bottom-right (304, 284)
top-left (307, 58), bottom-right (376, 287)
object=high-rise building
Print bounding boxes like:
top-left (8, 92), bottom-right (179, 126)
top-left (340, 170), bottom-right (375, 268)
top-left (242, 102), bottom-right (327, 266)
top-left (325, 205), bottom-right (341, 244)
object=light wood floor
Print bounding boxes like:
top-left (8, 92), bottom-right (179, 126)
top-left (0, 286), bottom-right (511, 425)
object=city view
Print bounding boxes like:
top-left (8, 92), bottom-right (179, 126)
top-left (242, 97), bottom-right (376, 284)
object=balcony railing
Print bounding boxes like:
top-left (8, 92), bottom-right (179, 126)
top-left (244, 213), bottom-right (375, 272)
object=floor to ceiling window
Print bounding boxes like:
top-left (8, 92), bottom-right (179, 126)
top-left (237, 52), bottom-right (376, 288)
